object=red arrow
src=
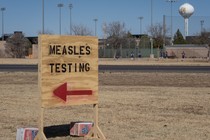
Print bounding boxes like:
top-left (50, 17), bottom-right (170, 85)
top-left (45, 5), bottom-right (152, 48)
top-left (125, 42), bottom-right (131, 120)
top-left (53, 82), bottom-right (92, 102)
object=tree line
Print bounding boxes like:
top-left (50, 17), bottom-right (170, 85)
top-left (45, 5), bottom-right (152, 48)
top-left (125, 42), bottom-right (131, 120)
top-left (0, 21), bottom-right (209, 58)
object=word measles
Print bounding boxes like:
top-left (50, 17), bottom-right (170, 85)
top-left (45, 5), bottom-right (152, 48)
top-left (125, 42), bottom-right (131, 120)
top-left (49, 44), bottom-right (91, 55)
top-left (48, 44), bottom-right (92, 73)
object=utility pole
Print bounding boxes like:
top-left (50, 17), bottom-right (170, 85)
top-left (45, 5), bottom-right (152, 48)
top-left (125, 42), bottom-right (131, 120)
top-left (138, 17), bottom-right (143, 35)
top-left (69, 3), bottom-right (73, 35)
top-left (1, 7), bottom-right (6, 41)
top-left (150, 0), bottom-right (154, 58)
top-left (151, 0), bottom-right (153, 28)
top-left (200, 20), bottom-right (204, 33)
top-left (93, 18), bottom-right (98, 36)
top-left (166, 0), bottom-right (178, 45)
top-left (57, 3), bottom-right (64, 35)
top-left (42, 0), bottom-right (45, 34)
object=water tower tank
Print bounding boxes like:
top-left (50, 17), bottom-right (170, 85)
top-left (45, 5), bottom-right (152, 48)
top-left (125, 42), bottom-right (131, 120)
top-left (179, 3), bottom-right (194, 19)
top-left (179, 3), bottom-right (194, 39)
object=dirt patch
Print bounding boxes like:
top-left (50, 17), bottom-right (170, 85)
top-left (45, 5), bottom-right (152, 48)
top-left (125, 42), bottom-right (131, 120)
top-left (100, 72), bottom-right (210, 87)
top-left (0, 72), bottom-right (210, 140)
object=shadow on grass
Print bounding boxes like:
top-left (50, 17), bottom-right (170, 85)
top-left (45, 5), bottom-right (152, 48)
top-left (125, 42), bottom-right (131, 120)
top-left (44, 122), bottom-right (90, 138)
top-left (44, 124), bottom-right (70, 138)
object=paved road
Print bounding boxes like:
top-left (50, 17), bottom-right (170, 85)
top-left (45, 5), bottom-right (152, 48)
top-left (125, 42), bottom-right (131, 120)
top-left (99, 65), bottom-right (210, 73)
top-left (0, 64), bottom-right (37, 72)
top-left (0, 64), bottom-right (210, 73)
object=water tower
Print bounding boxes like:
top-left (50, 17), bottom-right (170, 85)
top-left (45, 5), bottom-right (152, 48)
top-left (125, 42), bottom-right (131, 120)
top-left (179, 3), bottom-right (194, 39)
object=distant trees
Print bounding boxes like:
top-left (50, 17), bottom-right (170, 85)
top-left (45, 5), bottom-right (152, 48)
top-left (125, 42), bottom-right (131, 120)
top-left (173, 29), bottom-right (210, 45)
top-left (147, 23), bottom-right (166, 58)
top-left (103, 21), bottom-right (133, 58)
top-left (147, 23), bottom-right (165, 48)
top-left (5, 32), bottom-right (31, 58)
top-left (72, 24), bottom-right (92, 36)
top-left (173, 29), bottom-right (186, 44)
top-left (38, 29), bottom-right (54, 35)
top-left (199, 30), bottom-right (210, 45)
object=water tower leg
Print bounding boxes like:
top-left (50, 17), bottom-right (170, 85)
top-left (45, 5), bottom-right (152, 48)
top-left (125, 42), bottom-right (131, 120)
top-left (184, 18), bottom-right (189, 39)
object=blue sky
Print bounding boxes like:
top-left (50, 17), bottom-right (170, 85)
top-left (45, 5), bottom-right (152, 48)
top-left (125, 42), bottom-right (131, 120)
top-left (0, 0), bottom-right (210, 38)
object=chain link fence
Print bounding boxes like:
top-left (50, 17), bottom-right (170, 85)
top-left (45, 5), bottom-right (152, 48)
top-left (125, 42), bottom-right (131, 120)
top-left (99, 48), bottom-right (159, 58)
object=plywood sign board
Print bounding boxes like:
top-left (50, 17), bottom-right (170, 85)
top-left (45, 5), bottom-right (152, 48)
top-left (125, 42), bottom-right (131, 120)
top-left (38, 35), bottom-right (98, 108)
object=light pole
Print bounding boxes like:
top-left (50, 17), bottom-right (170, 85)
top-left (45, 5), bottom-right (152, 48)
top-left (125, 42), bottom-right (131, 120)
top-left (151, 0), bottom-right (153, 28)
top-left (150, 0), bottom-right (154, 58)
top-left (93, 18), bottom-right (98, 36)
top-left (166, 0), bottom-right (177, 45)
top-left (1, 7), bottom-right (6, 41)
top-left (150, 37), bottom-right (154, 58)
top-left (69, 3), bottom-right (73, 35)
top-left (57, 3), bottom-right (64, 35)
top-left (138, 17), bottom-right (143, 35)
top-left (42, 0), bottom-right (45, 34)
top-left (200, 20), bottom-right (204, 33)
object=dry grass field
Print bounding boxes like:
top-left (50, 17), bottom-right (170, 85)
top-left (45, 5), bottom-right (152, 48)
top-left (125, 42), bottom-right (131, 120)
top-left (0, 71), bottom-right (210, 140)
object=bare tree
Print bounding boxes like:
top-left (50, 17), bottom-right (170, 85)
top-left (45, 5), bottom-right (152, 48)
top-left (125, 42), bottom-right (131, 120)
top-left (0, 42), bottom-right (6, 58)
top-left (5, 32), bottom-right (31, 58)
top-left (37, 29), bottom-right (54, 35)
top-left (148, 23), bottom-right (165, 48)
top-left (147, 23), bottom-right (170, 58)
top-left (187, 29), bottom-right (210, 45)
top-left (0, 49), bottom-right (5, 58)
top-left (104, 21), bottom-right (130, 58)
top-left (72, 24), bottom-right (92, 36)
top-left (199, 30), bottom-right (210, 45)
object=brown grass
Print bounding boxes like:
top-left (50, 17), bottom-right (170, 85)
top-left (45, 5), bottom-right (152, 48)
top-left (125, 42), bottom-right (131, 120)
top-left (0, 72), bottom-right (210, 140)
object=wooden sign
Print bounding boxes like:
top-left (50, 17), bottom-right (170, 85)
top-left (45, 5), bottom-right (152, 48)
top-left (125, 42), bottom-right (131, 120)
top-left (38, 35), bottom-right (98, 108)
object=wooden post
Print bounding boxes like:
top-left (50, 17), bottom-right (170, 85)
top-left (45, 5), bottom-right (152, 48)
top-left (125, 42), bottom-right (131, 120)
top-left (35, 108), bottom-right (47, 140)
top-left (84, 104), bottom-right (106, 140)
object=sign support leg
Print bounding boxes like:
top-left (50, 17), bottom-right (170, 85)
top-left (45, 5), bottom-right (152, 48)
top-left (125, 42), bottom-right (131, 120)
top-left (35, 107), bottom-right (47, 140)
top-left (85, 104), bottom-right (106, 140)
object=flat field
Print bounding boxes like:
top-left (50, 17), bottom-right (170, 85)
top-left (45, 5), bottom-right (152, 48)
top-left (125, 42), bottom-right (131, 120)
top-left (0, 71), bottom-right (210, 140)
